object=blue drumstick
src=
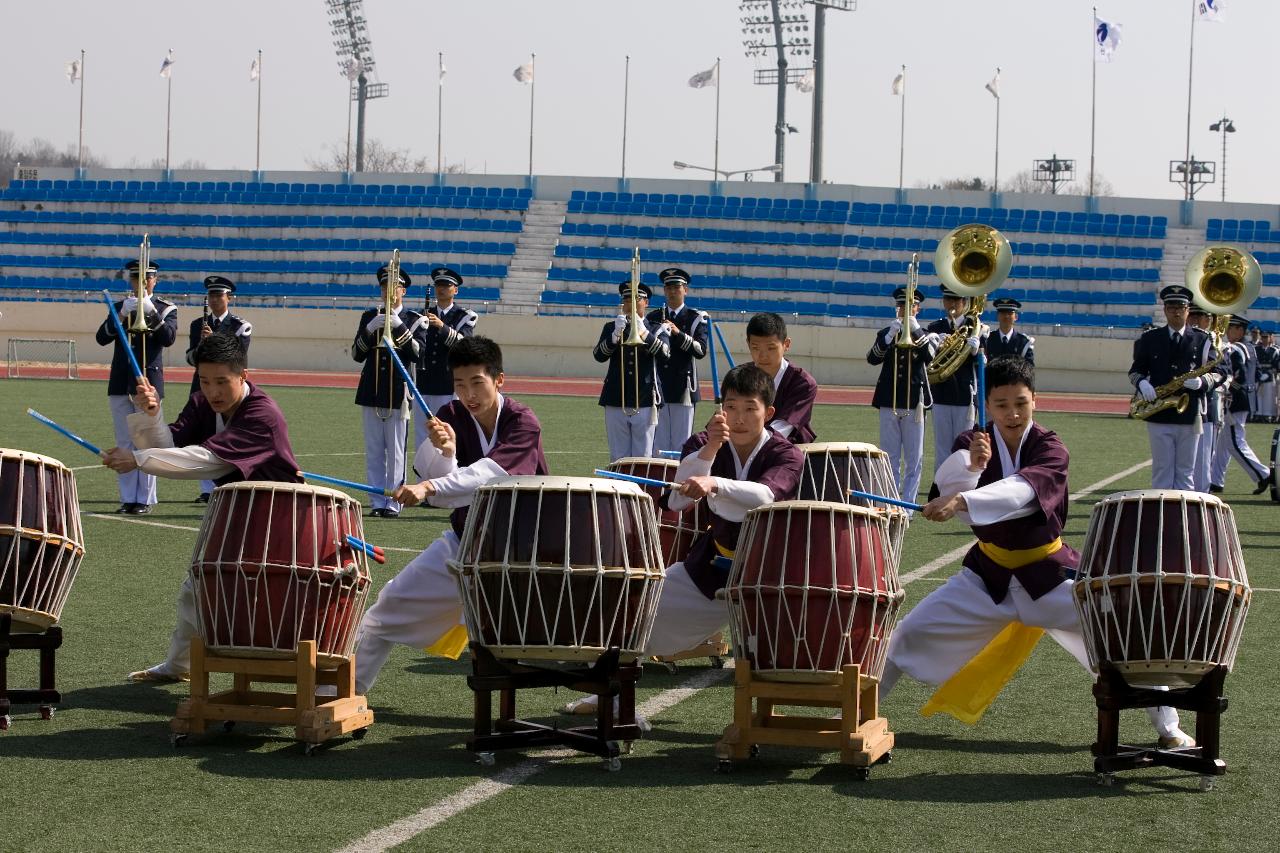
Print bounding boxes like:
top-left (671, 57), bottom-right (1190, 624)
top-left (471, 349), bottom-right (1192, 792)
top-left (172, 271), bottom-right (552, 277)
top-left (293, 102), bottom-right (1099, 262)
top-left (381, 337), bottom-right (434, 420)
top-left (713, 321), bottom-right (736, 369)
top-left (100, 289), bottom-right (144, 380)
top-left (345, 534), bottom-right (386, 564)
top-left (658, 449), bottom-right (683, 459)
top-left (594, 468), bottom-right (673, 491)
top-left (849, 489), bottom-right (924, 512)
top-left (975, 350), bottom-right (987, 429)
top-left (27, 408), bottom-right (103, 456)
top-left (299, 470), bottom-right (395, 497)
top-left (706, 316), bottom-right (722, 406)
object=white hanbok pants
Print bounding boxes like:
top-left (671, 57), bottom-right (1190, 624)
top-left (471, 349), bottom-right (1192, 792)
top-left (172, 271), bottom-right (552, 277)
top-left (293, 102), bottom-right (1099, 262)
top-left (644, 563), bottom-right (727, 658)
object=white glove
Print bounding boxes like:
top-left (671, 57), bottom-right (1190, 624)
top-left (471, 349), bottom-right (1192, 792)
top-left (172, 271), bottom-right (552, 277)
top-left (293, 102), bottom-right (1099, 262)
top-left (140, 295), bottom-right (156, 316)
top-left (1138, 379), bottom-right (1157, 402)
top-left (122, 296), bottom-right (138, 314)
top-left (365, 314), bottom-right (387, 334)
top-left (966, 336), bottom-right (980, 354)
top-left (612, 314), bottom-right (627, 344)
top-left (1182, 376), bottom-right (1204, 391)
top-left (908, 315), bottom-right (923, 334)
top-left (389, 311), bottom-right (404, 329)
top-left (883, 319), bottom-right (902, 345)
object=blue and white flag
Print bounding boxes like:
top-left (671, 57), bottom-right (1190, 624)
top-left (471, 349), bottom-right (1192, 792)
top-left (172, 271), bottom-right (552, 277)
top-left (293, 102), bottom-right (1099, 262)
top-left (688, 64), bottom-right (718, 89)
top-left (159, 49), bottom-right (175, 79)
top-left (1198, 0), bottom-right (1225, 23)
top-left (1095, 17), bottom-right (1122, 62)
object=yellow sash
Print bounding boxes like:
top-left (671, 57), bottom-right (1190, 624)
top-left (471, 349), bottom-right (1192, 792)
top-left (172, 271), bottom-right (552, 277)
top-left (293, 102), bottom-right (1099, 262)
top-left (423, 624), bottom-right (471, 660)
top-left (714, 541), bottom-right (735, 559)
top-left (919, 537), bottom-right (1062, 725)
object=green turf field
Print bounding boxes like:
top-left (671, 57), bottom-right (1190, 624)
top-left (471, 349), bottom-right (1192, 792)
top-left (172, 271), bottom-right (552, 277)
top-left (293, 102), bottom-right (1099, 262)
top-left (1, 378), bottom-right (1278, 852)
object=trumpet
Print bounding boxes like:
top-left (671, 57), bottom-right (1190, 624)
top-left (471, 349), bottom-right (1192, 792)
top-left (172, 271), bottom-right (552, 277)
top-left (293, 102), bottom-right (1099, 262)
top-left (620, 247), bottom-right (644, 415)
top-left (1130, 245), bottom-right (1261, 420)
top-left (926, 223), bottom-right (1012, 383)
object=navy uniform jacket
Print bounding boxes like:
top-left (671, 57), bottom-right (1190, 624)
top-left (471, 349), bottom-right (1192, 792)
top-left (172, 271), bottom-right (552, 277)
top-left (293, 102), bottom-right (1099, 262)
top-left (1257, 344), bottom-right (1279, 385)
top-left (984, 328), bottom-right (1035, 364)
top-left (1224, 342), bottom-right (1257, 415)
top-left (867, 323), bottom-right (937, 410)
top-left (646, 305), bottom-right (708, 405)
top-left (351, 306), bottom-right (426, 409)
top-left (593, 318), bottom-right (671, 409)
top-left (186, 312), bottom-right (252, 394)
top-left (926, 315), bottom-right (983, 406)
top-left (416, 303), bottom-right (478, 396)
top-left (1128, 325), bottom-right (1214, 425)
top-left (94, 297), bottom-right (179, 399)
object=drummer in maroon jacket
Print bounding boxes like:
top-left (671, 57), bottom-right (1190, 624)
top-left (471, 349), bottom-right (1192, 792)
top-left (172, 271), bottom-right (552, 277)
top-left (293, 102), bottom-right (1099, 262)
top-left (352, 336), bottom-right (549, 695)
top-left (745, 312), bottom-right (817, 443)
top-left (102, 334), bottom-right (303, 683)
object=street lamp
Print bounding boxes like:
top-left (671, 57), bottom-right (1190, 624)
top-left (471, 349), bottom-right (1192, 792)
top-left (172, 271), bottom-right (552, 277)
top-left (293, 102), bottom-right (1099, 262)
top-left (1169, 157), bottom-right (1215, 199)
top-left (1208, 116), bottom-right (1236, 202)
top-left (674, 160), bottom-right (784, 181)
top-left (1032, 154), bottom-right (1076, 195)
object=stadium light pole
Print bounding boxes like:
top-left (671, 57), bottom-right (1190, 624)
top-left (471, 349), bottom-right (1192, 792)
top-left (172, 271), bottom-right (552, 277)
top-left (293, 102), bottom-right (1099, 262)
top-left (1208, 116), bottom-right (1235, 202)
top-left (1169, 157), bottom-right (1214, 200)
top-left (327, 0), bottom-right (389, 173)
top-left (807, 1), bottom-right (854, 185)
top-left (1032, 155), bottom-right (1076, 195)
top-left (674, 160), bottom-right (783, 181)
top-left (741, 0), bottom-right (811, 183)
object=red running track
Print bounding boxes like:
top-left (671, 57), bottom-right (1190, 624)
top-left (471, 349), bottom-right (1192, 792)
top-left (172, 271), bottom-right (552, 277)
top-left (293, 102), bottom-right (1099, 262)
top-left (8, 364), bottom-right (1133, 415)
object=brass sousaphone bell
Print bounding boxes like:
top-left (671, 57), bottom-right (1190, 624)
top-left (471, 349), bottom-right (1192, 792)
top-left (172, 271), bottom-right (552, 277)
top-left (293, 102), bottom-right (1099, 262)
top-left (926, 224), bottom-right (1013, 382)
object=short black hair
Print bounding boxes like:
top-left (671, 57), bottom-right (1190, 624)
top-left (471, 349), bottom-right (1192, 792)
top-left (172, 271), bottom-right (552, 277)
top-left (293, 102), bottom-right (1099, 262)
top-left (193, 334), bottom-right (248, 372)
top-left (746, 312), bottom-right (788, 342)
top-left (448, 335), bottom-right (503, 379)
top-left (720, 363), bottom-right (774, 407)
top-left (985, 355), bottom-right (1035, 395)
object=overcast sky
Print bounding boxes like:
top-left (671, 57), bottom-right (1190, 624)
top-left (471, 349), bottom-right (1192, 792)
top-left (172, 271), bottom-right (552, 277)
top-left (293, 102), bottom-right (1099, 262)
top-left (6, 1), bottom-right (1272, 203)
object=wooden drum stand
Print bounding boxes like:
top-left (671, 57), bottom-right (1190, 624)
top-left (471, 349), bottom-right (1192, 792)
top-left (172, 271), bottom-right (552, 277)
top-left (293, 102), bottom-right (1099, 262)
top-left (0, 613), bottom-right (62, 729)
top-left (650, 631), bottom-right (730, 674)
top-left (715, 661), bottom-right (894, 778)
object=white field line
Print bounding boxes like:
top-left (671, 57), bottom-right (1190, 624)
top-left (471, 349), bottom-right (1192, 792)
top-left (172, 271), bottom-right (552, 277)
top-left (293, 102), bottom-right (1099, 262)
top-left (337, 457), bottom-right (1156, 852)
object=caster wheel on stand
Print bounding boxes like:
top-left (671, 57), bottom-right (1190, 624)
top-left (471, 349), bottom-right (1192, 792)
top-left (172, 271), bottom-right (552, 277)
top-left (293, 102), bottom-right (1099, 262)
top-left (603, 756), bottom-right (622, 773)
top-left (351, 727), bottom-right (368, 740)
top-left (749, 744), bottom-right (760, 759)
top-left (716, 759), bottom-right (732, 773)
top-left (170, 733), bottom-right (188, 748)
top-left (852, 766), bottom-right (871, 781)
top-left (619, 741), bottom-right (633, 755)
top-left (875, 750), bottom-right (892, 766)
top-left (1199, 776), bottom-right (1216, 792)
top-left (0, 714), bottom-right (11, 731)
top-left (221, 720), bottom-right (235, 733)
top-left (710, 656), bottom-right (725, 669)
top-left (39, 706), bottom-right (54, 721)
top-left (1096, 772), bottom-right (1117, 787)
top-left (476, 751), bottom-right (496, 767)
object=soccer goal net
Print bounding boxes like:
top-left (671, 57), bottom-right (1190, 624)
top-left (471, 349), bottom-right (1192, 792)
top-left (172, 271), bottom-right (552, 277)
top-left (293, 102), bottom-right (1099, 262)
top-left (6, 338), bottom-right (80, 379)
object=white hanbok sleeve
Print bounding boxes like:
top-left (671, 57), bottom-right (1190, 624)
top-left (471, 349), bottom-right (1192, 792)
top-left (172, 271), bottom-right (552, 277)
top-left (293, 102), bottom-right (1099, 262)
top-left (706, 479), bottom-right (775, 522)
top-left (134, 446), bottom-right (236, 480)
top-left (427, 457), bottom-right (507, 509)
top-left (126, 408), bottom-right (174, 450)
top-left (935, 448), bottom-right (1036, 525)
top-left (668, 452), bottom-right (714, 512)
top-left (413, 439), bottom-right (459, 481)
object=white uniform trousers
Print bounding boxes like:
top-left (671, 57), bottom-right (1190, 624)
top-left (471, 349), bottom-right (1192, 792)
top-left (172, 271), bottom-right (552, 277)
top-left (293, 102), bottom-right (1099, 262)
top-left (880, 569), bottom-right (1182, 737)
top-left (157, 573), bottom-right (200, 675)
top-left (414, 395), bottom-right (456, 450)
top-left (653, 403), bottom-right (696, 457)
top-left (603, 405), bottom-right (658, 462)
top-left (362, 405), bottom-right (408, 512)
top-left (354, 530), bottom-right (464, 694)
top-left (1193, 423), bottom-right (1217, 493)
top-left (199, 479), bottom-right (215, 497)
top-left (878, 408), bottom-right (926, 508)
top-left (109, 394), bottom-right (158, 506)
top-left (1257, 382), bottom-right (1276, 419)
top-left (1212, 411), bottom-right (1269, 488)
top-left (1147, 421), bottom-right (1198, 490)
top-left (931, 404), bottom-right (973, 475)
top-left (644, 562), bottom-right (727, 658)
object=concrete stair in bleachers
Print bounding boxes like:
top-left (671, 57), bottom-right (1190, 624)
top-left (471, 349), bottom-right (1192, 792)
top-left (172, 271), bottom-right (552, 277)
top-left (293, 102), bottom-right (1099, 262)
top-left (1158, 226), bottom-right (1204, 321)
top-left (502, 199), bottom-right (565, 313)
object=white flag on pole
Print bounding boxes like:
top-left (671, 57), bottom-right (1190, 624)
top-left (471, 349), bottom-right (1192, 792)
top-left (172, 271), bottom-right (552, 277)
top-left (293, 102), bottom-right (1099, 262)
top-left (1198, 0), bottom-right (1225, 22)
top-left (795, 68), bottom-right (815, 93)
top-left (513, 62), bottom-right (534, 83)
top-left (1095, 18), bottom-right (1123, 62)
top-left (687, 64), bottom-right (718, 89)
top-left (66, 59), bottom-right (82, 84)
top-left (440, 62), bottom-right (447, 86)
top-left (985, 70), bottom-right (1000, 99)
top-left (159, 49), bottom-right (175, 79)
top-left (249, 57), bottom-right (260, 81)
top-left (891, 72), bottom-right (904, 95)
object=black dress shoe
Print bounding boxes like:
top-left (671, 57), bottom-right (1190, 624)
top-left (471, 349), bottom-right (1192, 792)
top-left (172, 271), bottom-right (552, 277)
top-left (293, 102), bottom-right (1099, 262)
top-left (127, 503), bottom-right (153, 515)
top-left (381, 509), bottom-right (400, 519)
top-left (193, 493), bottom-right (210, 504)
top-left (116, 503), bottom-right (132, 514)
top-left (1208, 485), bottom-right (1225, 494)
top-left (1252, 472), bottom-right (1274, 495)
top-left (368, 508), bottom-right (385, 518)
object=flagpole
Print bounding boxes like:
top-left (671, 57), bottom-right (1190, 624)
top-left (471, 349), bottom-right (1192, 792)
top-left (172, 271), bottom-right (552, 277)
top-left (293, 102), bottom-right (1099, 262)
top-left (165, 73), bottom-right (172, 173)
top-left (621, 55), bottom-right (630, 181)
top-left (527, 53), bottom-right (536, 177)
top-left (897, 64), bottom-right (906, 192)
top-left (1089, 9), bottom-right (1097, 197)
top-left (713, 57), bottom-right (721, 179)
top-left (255, 50), bottom-right (263, 173)
top-left (345, 81), bottom-right (353, 174)
top-left (992, 67), bottom-right (1000, 193)
top-left (1183, 0), bottom-right (1196, 201)
top-left (77, 49), bottom-right (85, 173)
top-left (437, 52), bottom-right (444, 174)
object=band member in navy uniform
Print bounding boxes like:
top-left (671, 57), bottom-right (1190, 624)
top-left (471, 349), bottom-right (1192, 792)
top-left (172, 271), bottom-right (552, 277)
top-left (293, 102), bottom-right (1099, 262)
top-left (352, 264), bottom-right (427, 518)
top-left (868, 286), bottom-right (937, 509)
top-left (1130, 285), bottom-right (1217, 490)
top-left (649, 267), bottom-right (708, 455)
top-left (94, 258), bottom-right (179, 514)
top-left (104, 334), bottom-right (303, 682)
top-left (414, 266), bottom-right (478, 449)
top-left (1255, 327), bottom-right (1278, 423)
top-left (927, 284), bottom-right (985, 475)
top-left (1210, 314), bottom-right (1274, 494)
top-left (745, 312), bottom-right (817, 443)
top-left (984, 297), bottom-right (1035, 364)
top-left (595, 279), bottom-right (670, 461)
top-left (1188, 305), bottom-right (1227, 493)
top-left (186, 275), bottom-right (252, 503)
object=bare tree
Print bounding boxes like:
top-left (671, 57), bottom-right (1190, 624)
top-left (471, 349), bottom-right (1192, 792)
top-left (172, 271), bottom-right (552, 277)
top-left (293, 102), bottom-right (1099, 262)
top-left (985, 169), bottom-right (1115, 197)
top-left (915, 176), bottom-right (990, 192)
top-left (306, 139), bottom-right (469, 174)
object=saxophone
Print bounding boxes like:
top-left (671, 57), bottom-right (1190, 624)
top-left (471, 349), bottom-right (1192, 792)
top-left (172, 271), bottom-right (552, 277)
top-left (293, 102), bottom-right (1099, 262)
top-left (1129, 345), bottom-right (1224, 420)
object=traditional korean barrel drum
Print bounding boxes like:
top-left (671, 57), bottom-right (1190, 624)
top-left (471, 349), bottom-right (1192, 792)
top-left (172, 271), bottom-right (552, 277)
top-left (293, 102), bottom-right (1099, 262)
top-left (1073, 490), bottom-right (1250, 688)
top-left (725, 500), bottom-right (904, 683)
top-left (606, 457), bottom-right (705, 567)
top-left (0, 449), bottom-right (85, 632)
top-left (450, 476), bottom-right (665, 663)
top-left (190, 482), bottom-right (371, 666)
top-left (797, 442), bottom-right (909, 566)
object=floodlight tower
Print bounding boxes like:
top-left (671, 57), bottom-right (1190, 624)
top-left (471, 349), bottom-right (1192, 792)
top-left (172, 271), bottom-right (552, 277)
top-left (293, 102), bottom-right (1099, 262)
top-left (326, 0), bottom-right (389, 172)
top-left (740, 0), bottom-right (811, 182)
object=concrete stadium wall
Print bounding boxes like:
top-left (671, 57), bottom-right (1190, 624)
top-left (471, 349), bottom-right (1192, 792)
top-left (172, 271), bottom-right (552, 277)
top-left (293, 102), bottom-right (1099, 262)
top-left (0, 300), bottom-right (1134, 395)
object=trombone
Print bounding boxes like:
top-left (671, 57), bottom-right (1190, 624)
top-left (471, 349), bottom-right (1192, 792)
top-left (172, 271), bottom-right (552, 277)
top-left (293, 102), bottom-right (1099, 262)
top-left (375, 249), bottom-right (402, 418)
top-left (620, 247), bottom-right (644, 416)
top-left (127, 234), bottom-right (152, 375)
top-left (891, 253), bottom-right (921, 414)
